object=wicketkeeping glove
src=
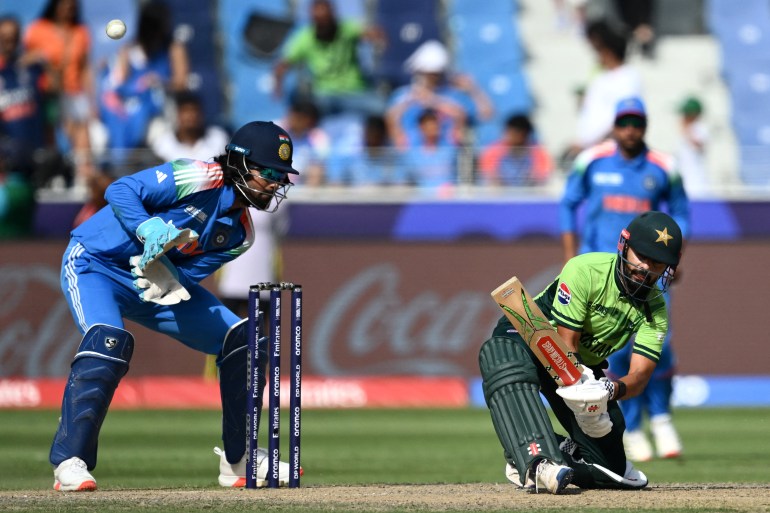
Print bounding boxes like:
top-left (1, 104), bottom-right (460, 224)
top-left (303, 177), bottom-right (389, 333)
top-left (135, 217), bottom-right (199, 271)
top-left (130, 255), bottom-right (190, 305)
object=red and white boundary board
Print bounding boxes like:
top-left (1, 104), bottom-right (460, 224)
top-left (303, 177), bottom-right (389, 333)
top-left (0, 376), bottom-right (468, 409)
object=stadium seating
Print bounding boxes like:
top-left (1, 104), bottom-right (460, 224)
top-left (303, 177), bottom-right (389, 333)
top-left (163, 0), bottom-right (224, 126)
top-left (373, 0), bottom-right (443, 89)
top-left (707, 0), bottom-right (770, 183)
top-left (445, 0), bottom-right (531, 147)
top-left (2, 0), bottom-right (47, 28)
top-left (217, 0), bottom-right (295, 128)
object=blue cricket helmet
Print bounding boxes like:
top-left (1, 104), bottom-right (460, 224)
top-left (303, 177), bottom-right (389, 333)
top-left (226, 121), bottom-right (299, 175)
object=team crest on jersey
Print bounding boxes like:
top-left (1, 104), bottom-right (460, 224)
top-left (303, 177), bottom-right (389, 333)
top-left (643, 175), bottom-right (657, 190)
top-left (558, 282), bottom-right (572, 305)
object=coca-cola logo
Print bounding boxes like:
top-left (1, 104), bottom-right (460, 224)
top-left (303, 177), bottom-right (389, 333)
top-left (0, 264), bottom-right (80, 376)
top-left (311, 264), bottom-right (500, 376)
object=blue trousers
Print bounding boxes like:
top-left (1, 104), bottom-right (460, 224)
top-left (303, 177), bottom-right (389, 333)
top-left (606, 291), bottom-right (676, 431)
top-left (61, 240), bottom-right (240, 354)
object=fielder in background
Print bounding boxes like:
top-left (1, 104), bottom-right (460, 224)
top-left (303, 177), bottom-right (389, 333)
top-left (559, 97), bottom-right (690, 462)
top-left (480, 211), bottom-right (683, 493)
top-left (49, 121), bottom-right (300, 491)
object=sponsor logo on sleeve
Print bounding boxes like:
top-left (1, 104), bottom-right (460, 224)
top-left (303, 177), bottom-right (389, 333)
top-left (557, 282), bottom-right (571, 305)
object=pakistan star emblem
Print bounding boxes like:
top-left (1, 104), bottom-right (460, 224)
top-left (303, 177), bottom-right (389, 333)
top-left (655, 227), bottom-right (673, 245)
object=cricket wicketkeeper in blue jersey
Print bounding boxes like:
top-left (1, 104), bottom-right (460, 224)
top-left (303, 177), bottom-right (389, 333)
top-left (50, 121), bottom-right (301, 491)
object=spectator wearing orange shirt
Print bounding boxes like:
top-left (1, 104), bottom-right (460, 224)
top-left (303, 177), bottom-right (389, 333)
top-left (478, 114), bottom-right (553, 186)
top-left (23, 0), bottom-right (95, 189)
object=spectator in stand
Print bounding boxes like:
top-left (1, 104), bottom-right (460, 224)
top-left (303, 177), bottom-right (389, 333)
top-left (567, 20), bottom-right (641, 159)
top-left (326, 114), bottom-right (406, 186)
top-left (23, 0), bottom-right (95, 189)
top-left (614, 0), bottom-right (656, 58)
top-left (676, 96), bottom-right (709, 197)
top-left (385, 40), bottom-right (493, 150)
top-left (478, 114), bottom-right (554, 186)
top-left (273, 0), bottom-right (385, 117)
top-left (72, 172), bottom-right (115, 228)
top-left (148, 90), bottom-right (229, 162)
top-left (403, 108), bottom-right (457, 189)
top-left (279, 100), bottom-right (330, 186)
top-left (0, 139), bottom-right (35, 239)
top-left (98, 0), bottom-right (189, 152)
top-left (0, 16), bottom-right (47, 169)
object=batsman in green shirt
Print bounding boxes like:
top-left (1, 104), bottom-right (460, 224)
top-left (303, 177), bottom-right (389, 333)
top-left (479, 211), bottom-right (683, 493)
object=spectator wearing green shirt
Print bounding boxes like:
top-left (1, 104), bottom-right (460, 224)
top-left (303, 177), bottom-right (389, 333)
top-left (273, 0), bottom-right (385, 117)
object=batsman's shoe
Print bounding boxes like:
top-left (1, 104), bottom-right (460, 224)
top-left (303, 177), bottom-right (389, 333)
top-left (53, 457), bottom-right (97, 491)
top-left (650, 414), bottom-right (683, 459)
top-left (623, 429), bottom-right (653, 462)
top-left (534, 459), bottom-right (573, 494)
top-left (214, 447), bottom-right (300, 487)
top-left (504, 462), bottom-right (535, 489)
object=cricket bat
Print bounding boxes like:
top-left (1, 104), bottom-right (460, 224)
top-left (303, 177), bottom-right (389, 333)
top-left (491, 276), bottom-right (583, 387)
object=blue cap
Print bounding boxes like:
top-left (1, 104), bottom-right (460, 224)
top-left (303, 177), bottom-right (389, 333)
top-left (226, 121), bottom-right (299, 174)
top-left (615, 97), bottom-right (647, 121)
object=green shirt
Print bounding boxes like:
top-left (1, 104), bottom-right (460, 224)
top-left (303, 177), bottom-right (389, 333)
top-left (535, 252), bottom-right (668, 367)
top-left (283, 20), bottom-right (367, 94)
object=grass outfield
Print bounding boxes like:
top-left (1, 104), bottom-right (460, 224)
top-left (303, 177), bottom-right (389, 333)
top-left (1, 408), bottom-right (769, 512)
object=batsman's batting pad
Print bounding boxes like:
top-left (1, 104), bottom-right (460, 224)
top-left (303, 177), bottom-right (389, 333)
top-left (218, 319), bottom-right (266, 464)
top-left (479, 336), bottom-right (565, 484)
top-left (50, 324), bottom-right (134, 469)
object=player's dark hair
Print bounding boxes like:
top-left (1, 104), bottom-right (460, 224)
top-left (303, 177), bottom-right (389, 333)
top-left (505, 114), bottom-right (533, 135)
top-left (40, 0), bottom-right (82, 24)
top-left (174, 90), bottom-right (202, 109)
top-left (585, 20), bottom-right (627, 61)
top-left (138, 1), bottom-right (173, 58)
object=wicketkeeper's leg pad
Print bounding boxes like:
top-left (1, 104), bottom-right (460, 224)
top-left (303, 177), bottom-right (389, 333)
top-left (50, 324), bottom-right (134, 469)
top-left (218, 319), bottom-right (266, 464)
top-left (479, 336), bottom-right (565, 485)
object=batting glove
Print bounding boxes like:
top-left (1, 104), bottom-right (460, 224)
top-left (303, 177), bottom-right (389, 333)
top-left (136, 217), bottom-right (198, 271)
top-left (556, 378), bottom-right (610, 417)
top-left (574, 411), bottom-right (613, 438)
top-left (130, 254), bottom-right (190, 305)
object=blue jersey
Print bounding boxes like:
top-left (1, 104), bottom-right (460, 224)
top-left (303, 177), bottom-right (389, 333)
top-left (72, 159), bottom-right (254, 287)
top-left (559, 140), bottom-right (690, 253)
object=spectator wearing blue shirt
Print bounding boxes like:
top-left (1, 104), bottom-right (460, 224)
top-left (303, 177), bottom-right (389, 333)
top-left (49, 121), bottom-right (300, 491)
top-left (560, 97), bottom-right (689, 463)
top-left (385, 40), bottom-right (492, 150)
top-left (403, 108), bottom-right (458, 190)
top-left (326, 114), bottom-right (406, 185)
top-left (0, 16), bottom-right (47, 164)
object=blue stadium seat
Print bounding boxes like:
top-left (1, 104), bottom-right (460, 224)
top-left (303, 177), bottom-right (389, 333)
top-left (2, 0), bottom-right (48, 29)
top-left (164, 0), bottom-right (223, 125)
top-left (470, 67), bottom-right (533, 147)
top-left (293, 0), bottom-right (367, 25)
top-left (449, 15), bottom-right (525, 73)
top-left (706, 0), bottom-right (770, 72)
top-left (373, 0), bottom-right (442, 89)
top-left (217, 0), bottom-right (294, 128)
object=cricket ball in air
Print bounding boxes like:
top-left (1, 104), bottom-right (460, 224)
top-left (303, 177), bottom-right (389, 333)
top-left (106, 19), bottom-right (127, 40)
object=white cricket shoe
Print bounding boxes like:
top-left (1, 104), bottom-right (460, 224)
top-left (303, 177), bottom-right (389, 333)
top-left (53, 457), bottom-right (97, 491)
top-left (534, 459), bottom-right (574, 494)
top-left (504, 462), bottom-right (535, 489)
top-left (623, 429), bottom-right (653, 462)
top-left (650, 414), bottom-right (683, 459)
top-left (214, 447), bottom-right (300, 487)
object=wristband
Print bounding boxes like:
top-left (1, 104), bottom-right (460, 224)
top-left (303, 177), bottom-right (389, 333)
top-left (614, 381), bottom-right (627, 400)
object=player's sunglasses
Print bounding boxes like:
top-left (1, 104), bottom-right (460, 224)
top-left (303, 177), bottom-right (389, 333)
top-left (615, 116), bottom-right (646, 129)
top-left (247, 164), bottom-right (290, 184)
